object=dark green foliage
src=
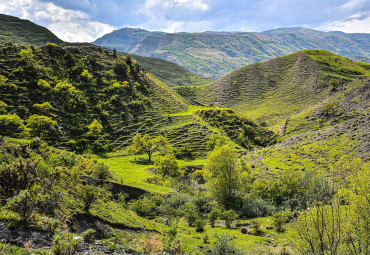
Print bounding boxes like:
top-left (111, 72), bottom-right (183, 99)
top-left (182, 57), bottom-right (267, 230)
top-left (0, 114), bottom-right (25, 138)
top-left (238, 196), bottom-right (277, 218)
top-left (194, 218), bottom-right (205, 232)
top-left (0, 158), bottom-right (39, 200)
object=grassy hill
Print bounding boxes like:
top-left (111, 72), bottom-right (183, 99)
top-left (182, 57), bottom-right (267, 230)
top-left (125, 54), bottom-right (213, 87)
top-left (0, 14), bottom-right (66, 46)
top-left (93, 27), bottom-right (370, 78)
top-left (175, 50), bottom-right (370, 135)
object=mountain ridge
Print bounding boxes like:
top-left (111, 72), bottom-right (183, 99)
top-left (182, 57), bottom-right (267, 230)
top-left (94, 27), bottom-right (370, 78)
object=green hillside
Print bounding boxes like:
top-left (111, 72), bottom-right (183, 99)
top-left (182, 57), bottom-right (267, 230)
top-left (94, 27), bottom-right (370, 78)
top-left (0, 14), bottom-right (66, 45)
top-left (175, 50), bottom-right (370, 135)
top-left (126, 54), bottom-right (213, 87)
top-left (0, 14), bottom-right (211, 87)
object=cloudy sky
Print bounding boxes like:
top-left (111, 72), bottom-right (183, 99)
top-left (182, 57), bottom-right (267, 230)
top-left (0, 0), bottom-right (369, 42)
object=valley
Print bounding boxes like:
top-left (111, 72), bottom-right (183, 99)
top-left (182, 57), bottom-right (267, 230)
top-left (0, 13), bottom-right (369, 255)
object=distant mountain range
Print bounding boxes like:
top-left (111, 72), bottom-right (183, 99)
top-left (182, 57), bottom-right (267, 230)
top-left (94, 27), bottom-right (370, 78)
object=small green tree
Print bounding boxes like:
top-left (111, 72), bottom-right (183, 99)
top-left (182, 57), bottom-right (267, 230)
top-left (209, 207), bottom-right (220, 228)
top-left (0, 114), bottom-right (25, 138)
top-left (26, 114), bottom-right (57, 138)
top-left (221, 210), bottom-right (238, 228)
top-left (128, 133), bottom-right (171, 162)
top-left (210, 233), bottom-right (243, 255)
top-left (204, 145), bottom-right (242, 209)
top-left (87, 119), bottom-right (103, 136)
top-left (154, 154), bottom-right (181, 179)
top-left (206, 133), bottom-right (227, 151)
top-left (33, 102), bottom-right (52, 113)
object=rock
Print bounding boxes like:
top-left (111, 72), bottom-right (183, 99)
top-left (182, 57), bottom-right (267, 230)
top-left (240, 227), bottom-right (248, 234)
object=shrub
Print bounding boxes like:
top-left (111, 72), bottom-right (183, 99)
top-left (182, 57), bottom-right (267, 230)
top-left (209, 207), bottom-right (220, 227)
top-left (52, 232), bottom-right (82, 255)
top-left (239, 196), bottom-right (277, 218)
top-left (210, 233), bottom-right (243, 255)
top-left (194, 218), bottom-right (205, 232)
top-left (81, 229), bottom-right (96, 241)
top-left (221, 210), bottom-right (238, 228)
top-left (92, 163), bottom-right (112, 180)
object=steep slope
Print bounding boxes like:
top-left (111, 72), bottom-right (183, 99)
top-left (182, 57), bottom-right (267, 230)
top-left (93, 27), bottom-right (370, 78)
top-left (0, 42), bottom-right (187, 151)
top-left (0, 14), bottom-right (66, 45)
top-left (126, 54), bottom-right (213, 87)
top-left (175, 50), bottom-right (370, 134)
top-left (0, 43), bottom-right (276, 154)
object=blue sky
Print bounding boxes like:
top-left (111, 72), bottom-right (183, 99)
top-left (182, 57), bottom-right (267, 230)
top-left (0, 0), bottom-right (369, 42)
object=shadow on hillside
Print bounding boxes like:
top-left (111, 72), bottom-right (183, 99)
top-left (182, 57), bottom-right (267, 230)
top-left (130, 157), bottom-right (154, 165)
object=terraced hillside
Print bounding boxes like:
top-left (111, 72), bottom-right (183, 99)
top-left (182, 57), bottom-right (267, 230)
top-left (175, 50), bottom-right (370, 136)
top-left (0, 42), bottom-right (276, 155)
top-left (94, 27), bottom-right (370, 78)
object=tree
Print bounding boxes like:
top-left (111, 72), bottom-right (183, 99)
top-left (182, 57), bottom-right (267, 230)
top-left (154, 154), bottom-right (181, 179)
top-left (0, 101), bottom-right (7, 114)
top-left (329, 78), bottom-right (339, 90)
top-left (221, 210), bottom-right (238, 228)
top-left (128, 133), bottom-right (171, 162)
top-left (87, 119), bottom-right (103, 137)
top-left (0, 114), bottom-right (25, 138)
top-left (26, 114), bottom-right (57, 138)
top-left (204, 145), bottom-right (242, 210)
top-left (33, 102), bottom-right (52, 113)
top-left (206, 134), bottom-right (227, 151)
top-left (113, 48), bottom-right (117, 58)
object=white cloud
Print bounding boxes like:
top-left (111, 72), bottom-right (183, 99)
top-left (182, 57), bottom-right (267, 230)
top-left (339, 0), bottom-right (366, 10)
top-left (318, 12), bottom-right (370, 33)
top-left (0, 0), bottom-right (115, 42)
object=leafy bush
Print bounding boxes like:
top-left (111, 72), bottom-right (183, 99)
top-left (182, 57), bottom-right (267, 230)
top-left (92, 163), bottom-right (112, 180)
top-left (238, 196), bottom-right (277, 218)
top-left (210, 233), bottom-right (243, 255)
top-left (194, 218), bottom-right (205, 232)
top-left (221, 210), bottom-right (238, 228)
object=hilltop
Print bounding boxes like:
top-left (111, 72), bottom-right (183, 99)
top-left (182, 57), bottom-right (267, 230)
top-left (0, 14), bottom-right (211, 87)
top-left (93, 27), bottom-right (370, 78)
top-left (0, 14), bottom-right (67, 46)
top-left (175, 50), bottom-right (370, 138)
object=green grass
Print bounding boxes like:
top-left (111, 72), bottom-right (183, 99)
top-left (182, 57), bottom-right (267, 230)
top-left (175, 216), bottom-right (295, 253)
top-left (94, 150), bottom-right (208, 194)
